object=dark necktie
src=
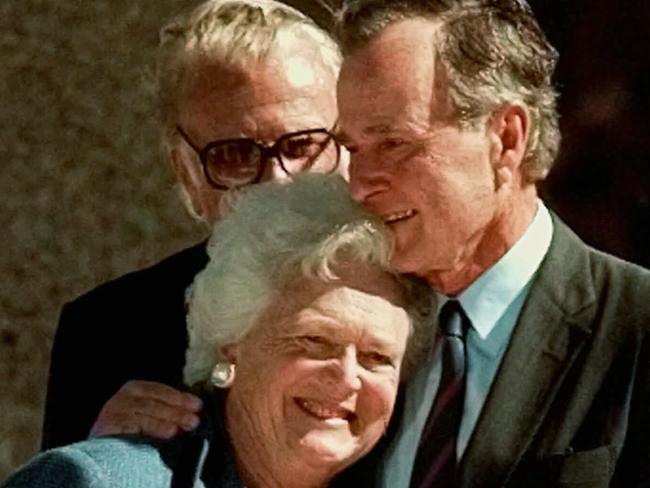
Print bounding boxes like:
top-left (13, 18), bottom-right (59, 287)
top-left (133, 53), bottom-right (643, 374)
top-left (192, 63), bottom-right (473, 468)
top-left (410, 300), bottom-right (469, 488)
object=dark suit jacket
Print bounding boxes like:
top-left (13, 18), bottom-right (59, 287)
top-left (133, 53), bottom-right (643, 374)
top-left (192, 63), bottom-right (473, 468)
top-left (41, 243), bottom-right (208, 450)
top-left (342, 215), bottom-right (650, 488)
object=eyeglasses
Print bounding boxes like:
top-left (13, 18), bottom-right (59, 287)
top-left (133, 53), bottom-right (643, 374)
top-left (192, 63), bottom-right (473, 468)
top-left (176, 126), bottom-right (341, 190)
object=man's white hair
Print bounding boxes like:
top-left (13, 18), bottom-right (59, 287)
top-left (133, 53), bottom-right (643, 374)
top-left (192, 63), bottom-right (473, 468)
top-left (184, 174), bottom-right (431, 387)
top-left (155, 0), bottom-right (342, 153)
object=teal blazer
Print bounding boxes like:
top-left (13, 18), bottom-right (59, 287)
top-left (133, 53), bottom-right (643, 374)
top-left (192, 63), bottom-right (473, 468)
top-left (3, 395), bottom-right (243, 488)
top-left (4, 394), bottom-right (362, 488)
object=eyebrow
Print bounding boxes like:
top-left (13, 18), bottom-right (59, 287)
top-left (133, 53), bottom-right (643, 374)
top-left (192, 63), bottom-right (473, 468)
top-left (334, 124), bottom-right (396, 145)
top-left (293, 314), bottom-right (401, 352)
top-left (292, 315), bottom-right (344, 336)
top-left (364, 124), bottom-right (395, 135)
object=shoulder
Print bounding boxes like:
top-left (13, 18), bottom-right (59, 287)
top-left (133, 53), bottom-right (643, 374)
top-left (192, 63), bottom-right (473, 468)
top-left (2, 437), bottom-right (170, 488)
top-left (66, 242), bottom-right (208, 310)
top-left (584, 246), bottom-right (650, 292)
top-left (584, 246), bottom-right (650, 331)
top-left (50, 241), bottom-right (210, 367)
top-left (547, 212), bottom-right (650, 283)
top-left (546, 214), bottom-right (650, 330)
top-left (55, 241), bottom-right (208, 337)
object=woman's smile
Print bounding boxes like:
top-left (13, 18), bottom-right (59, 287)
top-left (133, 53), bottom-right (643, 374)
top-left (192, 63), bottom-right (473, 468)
top-left (294, 397), bottom-right (357, 424)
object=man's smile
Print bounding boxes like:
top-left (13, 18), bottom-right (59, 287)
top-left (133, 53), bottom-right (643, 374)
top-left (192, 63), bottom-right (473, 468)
top-left (382, 209), bottom-right (416, 225)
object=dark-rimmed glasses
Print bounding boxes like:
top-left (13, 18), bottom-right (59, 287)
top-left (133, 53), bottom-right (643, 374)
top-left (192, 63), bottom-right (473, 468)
top-left (176, 126), bottom-right (341, 190)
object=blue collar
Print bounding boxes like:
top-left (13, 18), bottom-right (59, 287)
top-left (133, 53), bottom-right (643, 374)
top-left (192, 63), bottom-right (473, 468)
top-left (452, 201), bottom-right (553, 339)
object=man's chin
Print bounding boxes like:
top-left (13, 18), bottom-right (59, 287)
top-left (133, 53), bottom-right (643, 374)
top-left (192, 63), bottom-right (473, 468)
top-left (391, 247), bottom-right (421, 276)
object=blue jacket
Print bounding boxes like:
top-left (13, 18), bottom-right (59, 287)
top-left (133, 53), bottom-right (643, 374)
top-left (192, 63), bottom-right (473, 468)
top-left (3, 395), bottom-right (244, 488)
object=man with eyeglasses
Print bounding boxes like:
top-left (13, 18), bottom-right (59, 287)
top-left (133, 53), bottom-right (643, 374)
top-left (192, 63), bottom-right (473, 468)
top-left (175, 126), bottom-right (339, 192)
top-left (42, 0), bottom-right (345, 450)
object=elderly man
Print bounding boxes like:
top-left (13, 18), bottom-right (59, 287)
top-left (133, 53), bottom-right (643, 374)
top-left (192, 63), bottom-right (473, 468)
top-left (42, 0), bottom-right (343, 449)
top-left (335, 0), bottom-right (650, 487)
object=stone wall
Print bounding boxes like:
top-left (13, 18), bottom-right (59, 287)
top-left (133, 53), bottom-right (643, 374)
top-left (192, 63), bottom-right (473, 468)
top-left (1, 0), bottom-right (342, 479)
top-left (1, 0), bottom-right (203, 479)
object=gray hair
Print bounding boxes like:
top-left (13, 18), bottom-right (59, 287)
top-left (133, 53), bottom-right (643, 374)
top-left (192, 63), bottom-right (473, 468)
top-left (184, 174), bottom-right (431, 387)
top-left (155, 0), bottom-right (342, 154)
top-left (337, 0), bottom-right (561, 182)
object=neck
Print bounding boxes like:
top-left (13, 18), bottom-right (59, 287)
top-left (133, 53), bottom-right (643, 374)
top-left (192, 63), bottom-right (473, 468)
top-left (225, 397), bottom-right (332, 488)
top-left (424, 187), bottom-right (538, 296)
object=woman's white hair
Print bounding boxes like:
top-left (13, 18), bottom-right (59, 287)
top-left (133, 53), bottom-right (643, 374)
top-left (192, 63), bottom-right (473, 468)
top-left (184, 174), bottom-right (431, 387)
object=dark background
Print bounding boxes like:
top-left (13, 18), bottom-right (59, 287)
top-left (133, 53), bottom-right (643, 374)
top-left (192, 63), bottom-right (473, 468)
top-left (1, 0), bottom-right (648, 480)
top-left (533, 0), bottom-right (650, 267)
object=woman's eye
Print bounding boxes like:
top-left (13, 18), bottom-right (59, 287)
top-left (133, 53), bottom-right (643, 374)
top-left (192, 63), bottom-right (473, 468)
top-left (360, 351), bottom-right (393, 369)
top-left (303, 335), bottom-right (327, 344)
top-left (294, 335), bottom-right (336, 359)
top-left (297, 335), bottom-right (331, 352)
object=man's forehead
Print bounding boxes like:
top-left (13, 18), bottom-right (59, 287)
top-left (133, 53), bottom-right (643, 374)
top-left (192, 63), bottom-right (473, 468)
top-left (341, 17), bottom-right (439, 69)
top-left (335, 123), bottom-right (404, 145)
top-left (186, 54), bottom-right (331, 99)
top-left (336, 19), bottom-right (454, 137)
top-left (337, 71), bottom-right (436, 139)
top-left (180, 52), bottom-right (336, 126)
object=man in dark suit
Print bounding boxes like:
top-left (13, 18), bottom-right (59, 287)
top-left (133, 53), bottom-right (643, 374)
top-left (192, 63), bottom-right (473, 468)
top-left (335, 0), bottom-right (649, 486)
top-left (41, 0), bottom-right (345, 449)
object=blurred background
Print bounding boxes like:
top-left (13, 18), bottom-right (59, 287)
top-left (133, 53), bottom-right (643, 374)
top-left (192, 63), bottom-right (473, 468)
top-left (1, 0), bottom-right (648, 480)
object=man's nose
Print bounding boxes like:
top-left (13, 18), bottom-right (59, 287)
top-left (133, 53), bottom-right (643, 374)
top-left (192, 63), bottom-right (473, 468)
top-left (348, 154), bottom-right (390, 204)
top-left (260, 155), bottom-right (291, 183)
top-left (336, 147), bottom-right (351, 182)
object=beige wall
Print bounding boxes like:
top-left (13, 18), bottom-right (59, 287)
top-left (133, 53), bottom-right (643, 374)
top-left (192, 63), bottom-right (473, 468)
top-left (0, 0), bottom-right (205, 479)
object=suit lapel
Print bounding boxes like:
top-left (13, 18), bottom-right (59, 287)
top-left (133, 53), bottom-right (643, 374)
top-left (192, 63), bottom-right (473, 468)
top-left (459, 216), bottom-right (597, 488)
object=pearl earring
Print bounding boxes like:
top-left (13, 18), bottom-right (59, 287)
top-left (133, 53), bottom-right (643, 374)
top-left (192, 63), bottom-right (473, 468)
top-left (210, 362), bottom-right (235, 388)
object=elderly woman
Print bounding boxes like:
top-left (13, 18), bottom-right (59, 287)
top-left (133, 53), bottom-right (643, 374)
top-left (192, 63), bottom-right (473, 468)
top-left (3, 175), bottom-right (430, 488)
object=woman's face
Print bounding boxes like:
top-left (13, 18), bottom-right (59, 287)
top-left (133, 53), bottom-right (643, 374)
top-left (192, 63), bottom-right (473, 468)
top-left (225, 264), bottom-right (411, 480)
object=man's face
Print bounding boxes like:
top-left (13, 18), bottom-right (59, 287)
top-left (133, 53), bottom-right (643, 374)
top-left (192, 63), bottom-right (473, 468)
top-left (226, 264), bottom-right (410, 481)
top-left (337, 19), bottom-right (505, 284)
top-left (174, 37), bottom-right (342, 224)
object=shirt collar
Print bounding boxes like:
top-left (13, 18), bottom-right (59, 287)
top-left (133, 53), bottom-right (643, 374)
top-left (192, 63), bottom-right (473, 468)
top-left (450, 201), bottom-right (553, 339)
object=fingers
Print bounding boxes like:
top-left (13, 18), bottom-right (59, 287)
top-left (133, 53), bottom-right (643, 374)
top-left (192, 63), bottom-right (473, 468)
top-left (90, 412), bottom-right (180, 439)
top-left (89, 380), bottom-right (203, 440)
top-left (123, 381), bottom-right (203, 412)
top-left (135, 414), bottom-right (182, 439)
top-left (133, 396), bottom-right (201, 431)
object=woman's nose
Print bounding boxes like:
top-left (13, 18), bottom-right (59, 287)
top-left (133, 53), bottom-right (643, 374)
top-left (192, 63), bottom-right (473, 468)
top-left (335, 346), bottom-right (363, 392)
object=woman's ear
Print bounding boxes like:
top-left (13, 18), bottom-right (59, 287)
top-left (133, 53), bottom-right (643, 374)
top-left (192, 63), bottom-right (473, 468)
top-left (220, 343), bottom-right (239, 365)
top-left (488, 103), bottom-right (530, 188)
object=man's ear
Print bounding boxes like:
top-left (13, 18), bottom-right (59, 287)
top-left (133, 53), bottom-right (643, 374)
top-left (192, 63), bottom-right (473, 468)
top-left (169, 147), bottom-right (205, 219)
top-left (487, 103), bottom-right (530, 188)
top-left (169, 147), bottom-right (193, 189)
